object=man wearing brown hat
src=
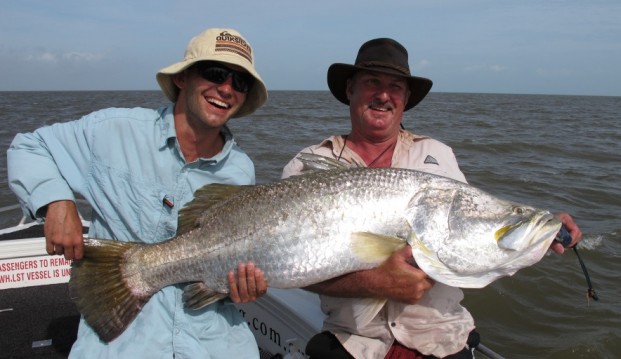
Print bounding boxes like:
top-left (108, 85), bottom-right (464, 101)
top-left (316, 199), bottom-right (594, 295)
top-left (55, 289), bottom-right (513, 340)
top-left (8, 28), bottom-right (269, 358)
top-left (282, 38), bottom-right (582, 358)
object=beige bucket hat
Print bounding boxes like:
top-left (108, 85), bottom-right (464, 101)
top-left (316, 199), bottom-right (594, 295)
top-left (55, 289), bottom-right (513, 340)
top-left (156, 28), bottom-right (268, 118)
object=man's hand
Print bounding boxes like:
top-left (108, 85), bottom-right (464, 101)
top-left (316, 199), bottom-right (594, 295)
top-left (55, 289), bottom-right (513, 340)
top-left (372, 245), bottom-right (434, 304)
top-left (228, 262), bottom-right (267, 303)
top-left (43, 200), bottom-right (84, 260)
top-left (305, 245), bottom-right (434, 304)
top-left (550, 213), bottom-right (583, 254)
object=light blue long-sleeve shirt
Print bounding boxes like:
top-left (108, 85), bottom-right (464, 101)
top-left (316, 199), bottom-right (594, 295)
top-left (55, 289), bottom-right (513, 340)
top-left (7, 105), bottom-right (260, 358)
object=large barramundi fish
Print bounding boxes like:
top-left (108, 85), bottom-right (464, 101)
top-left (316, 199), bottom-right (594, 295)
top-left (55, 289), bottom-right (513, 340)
top-left (69, 154), bottom-right (561, 342)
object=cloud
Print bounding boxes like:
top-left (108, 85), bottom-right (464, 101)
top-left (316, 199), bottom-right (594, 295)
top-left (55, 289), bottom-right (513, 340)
top-left (63, 51), bottom-right (103, 62)
top-left (490, 65), bottom-right (508, 72)
top-left (27, 52), bottom-right (57, 63)
top-left (25, 49), bottom-right (103, 64)
top-left (413, 59), bottom-right (432, 71)
top-left (464, 65), bottom-right (484, 72)
top-left (463, 64), bottom-right (509, 73)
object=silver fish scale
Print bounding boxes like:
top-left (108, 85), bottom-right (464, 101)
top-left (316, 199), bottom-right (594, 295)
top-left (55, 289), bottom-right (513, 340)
top-left (71, 157), bottom-right (564, 345)
top-left (125, 165), bottom-right (559, 292)
top-left (131, 167), bottom-right (424, 293)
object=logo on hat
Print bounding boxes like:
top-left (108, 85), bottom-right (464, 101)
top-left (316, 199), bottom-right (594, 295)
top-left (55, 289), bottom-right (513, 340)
top-left (215, 31), bottom-right (252, 63)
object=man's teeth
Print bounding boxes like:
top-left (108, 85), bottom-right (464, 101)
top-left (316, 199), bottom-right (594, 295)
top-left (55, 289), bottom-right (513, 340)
top-left (207, 98), bottom-right (231, 109)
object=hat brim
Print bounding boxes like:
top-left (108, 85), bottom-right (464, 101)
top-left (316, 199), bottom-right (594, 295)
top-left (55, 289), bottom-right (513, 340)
top-left (327, 63), bottom-right (432, 111)
top-left (156, 56), bottom-right (267, 118)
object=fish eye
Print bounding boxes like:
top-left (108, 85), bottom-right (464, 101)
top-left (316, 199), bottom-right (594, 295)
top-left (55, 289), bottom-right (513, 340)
top-left (514, 207), bottom-right (524, 215)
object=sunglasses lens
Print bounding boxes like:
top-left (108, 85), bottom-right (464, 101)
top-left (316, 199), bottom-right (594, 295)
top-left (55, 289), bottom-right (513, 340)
top-left (232, 73), bottom-right (253, 93)
top-left (201, 67), bottom-right (229, 85)
top-left (199, 63), bottom-right (254, 93)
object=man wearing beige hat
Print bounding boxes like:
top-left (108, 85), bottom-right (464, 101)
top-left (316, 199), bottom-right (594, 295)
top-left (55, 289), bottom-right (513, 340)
top-left (282, 38), bottom-right (582, 359)
top-left (8, 28), bottom-right (269, 358)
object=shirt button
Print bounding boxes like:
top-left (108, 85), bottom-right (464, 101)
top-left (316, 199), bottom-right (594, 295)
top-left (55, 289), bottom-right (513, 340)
top-left (391, 322), bottom-right (397, 327)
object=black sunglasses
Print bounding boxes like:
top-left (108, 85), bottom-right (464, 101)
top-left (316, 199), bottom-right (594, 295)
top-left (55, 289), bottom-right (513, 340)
top-left (196, 61), bottom-right (254, 93)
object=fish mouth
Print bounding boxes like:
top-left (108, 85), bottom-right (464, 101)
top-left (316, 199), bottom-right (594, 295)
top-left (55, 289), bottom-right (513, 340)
top-left (496, 211), bottom-right (562, 251)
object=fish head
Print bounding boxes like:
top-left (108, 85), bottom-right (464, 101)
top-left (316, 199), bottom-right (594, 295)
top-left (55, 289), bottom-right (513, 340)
top-left (494, 208), bottom-right (561, 251)
top-left (446, 189), bottom-right (562, 252)
top-left (407, 183), bottom-right (562, 288)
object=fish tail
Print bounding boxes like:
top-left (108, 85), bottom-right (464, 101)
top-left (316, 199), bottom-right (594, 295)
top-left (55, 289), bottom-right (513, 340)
top-left (69, 239), bottom-right (149, 343)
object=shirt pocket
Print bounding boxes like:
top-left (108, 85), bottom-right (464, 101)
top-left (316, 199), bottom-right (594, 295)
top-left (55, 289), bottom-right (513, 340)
top-left (89, 162), bottom-right (177, 242)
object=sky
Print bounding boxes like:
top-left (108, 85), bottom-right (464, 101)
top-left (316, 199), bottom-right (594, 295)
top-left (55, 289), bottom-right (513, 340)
top-left (1, 0), bottom-right (620, 96)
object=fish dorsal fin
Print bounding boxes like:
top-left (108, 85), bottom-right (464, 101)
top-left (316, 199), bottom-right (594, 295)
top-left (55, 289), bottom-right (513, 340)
top-left (182, 282), bottom-right (228, 310)
top-left (296, 153), bottom-right (362, 172)
top-left (350, 232), bottom-right (408, 263)
top-left (177, 183), bottom-right (249, 235)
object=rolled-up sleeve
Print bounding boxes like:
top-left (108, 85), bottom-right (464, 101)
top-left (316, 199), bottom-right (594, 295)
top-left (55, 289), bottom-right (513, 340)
top-left (7, 118), bottom-right (91, 218)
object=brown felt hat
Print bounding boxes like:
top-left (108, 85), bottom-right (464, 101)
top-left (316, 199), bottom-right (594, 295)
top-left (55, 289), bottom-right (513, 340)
top-left (327, 38), bottom-right (432, 111)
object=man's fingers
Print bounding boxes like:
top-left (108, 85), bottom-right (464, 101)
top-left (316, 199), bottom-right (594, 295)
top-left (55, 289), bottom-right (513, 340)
top-left (236, 263), bottom-right (249, 302)
top-left (228, 262), bottom-right (267, 303)
top-left (228, 271), bottom-right (240, 302)
top-left (42, 200), bottom-right (84, 260)
top-left (255, 269), bottom-right (267, 296)
top-left (73, 241), bottom-right (84, 260)
top-left (550, 241), bottom-right (565, 254)
top-left (65, 236), bottom-right (84, 260)
top-left (53, 244), bottom-right (64, 256)
top-left (46, 241), bottom-right (54, 255)
top-left (63, 246), bottom-right (75, 261)
top-left (244, 263), bottom-right (257, 299)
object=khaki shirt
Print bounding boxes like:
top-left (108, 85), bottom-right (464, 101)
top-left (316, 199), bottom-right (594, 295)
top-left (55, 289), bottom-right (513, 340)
top-left (282, 130), bottom-right (475, 358)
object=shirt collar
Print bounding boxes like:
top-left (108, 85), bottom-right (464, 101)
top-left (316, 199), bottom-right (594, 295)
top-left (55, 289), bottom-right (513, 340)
top-left (205, 126), bottom-right (235, 164)
top-left (157, 105), bottom-right (236, 164)
top-left (158, 105), bottom-right (176, 150)
top-left (322, 130), bottom-right (430, 165)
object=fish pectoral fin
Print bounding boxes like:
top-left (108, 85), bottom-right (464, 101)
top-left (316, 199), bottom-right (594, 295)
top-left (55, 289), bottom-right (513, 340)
top-left (350, 232), bottom-right (407, 263)
top-left (178, 183), bottom-right (251, 235)
top-left (182, 282), bottom-right (228, 310)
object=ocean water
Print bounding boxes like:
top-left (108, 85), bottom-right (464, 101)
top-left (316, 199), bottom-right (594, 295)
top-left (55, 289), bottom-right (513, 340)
top-left (0, 90), bottom-right (619, 358)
